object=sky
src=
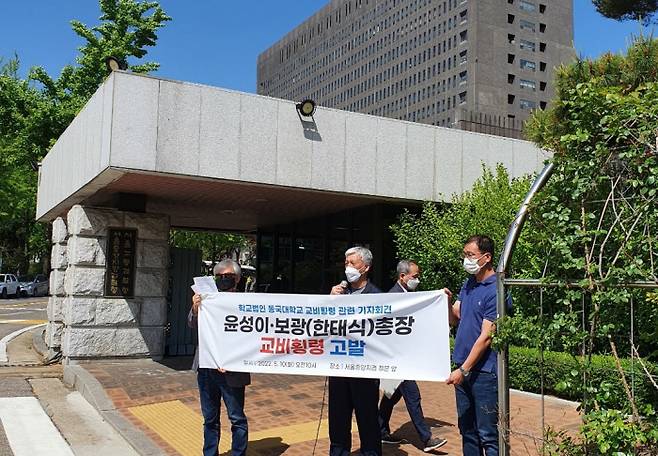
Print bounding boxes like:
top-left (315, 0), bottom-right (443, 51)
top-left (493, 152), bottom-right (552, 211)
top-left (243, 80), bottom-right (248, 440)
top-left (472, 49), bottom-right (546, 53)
top-left (0, 1), bottom-right (652, 94)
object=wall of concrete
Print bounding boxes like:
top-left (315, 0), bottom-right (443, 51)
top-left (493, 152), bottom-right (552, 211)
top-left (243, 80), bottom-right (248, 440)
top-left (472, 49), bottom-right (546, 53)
top-left (36, 72), bottom-right (550, 222)
top-left (109, 72), bottom-right (547, 203)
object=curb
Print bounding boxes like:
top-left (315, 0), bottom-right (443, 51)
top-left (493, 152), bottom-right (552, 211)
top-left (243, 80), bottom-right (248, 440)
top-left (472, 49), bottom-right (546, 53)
top-left (0, 323), bottom-right (47, 364)
top-left (32, 326), bottom-right (48, 357)
top-left (63, 364), bottom-right (165, 456)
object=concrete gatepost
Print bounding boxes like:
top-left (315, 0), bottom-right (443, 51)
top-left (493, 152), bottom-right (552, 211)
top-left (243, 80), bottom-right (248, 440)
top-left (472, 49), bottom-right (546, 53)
top-left (45, 217), bottom-right (69, 358)
top-left (53, 205), bottom-right (170, 363)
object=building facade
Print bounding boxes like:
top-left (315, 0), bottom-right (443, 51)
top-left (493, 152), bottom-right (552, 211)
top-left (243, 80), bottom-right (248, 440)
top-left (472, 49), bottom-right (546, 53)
top-left (257, 0), bottom-right (574, 138)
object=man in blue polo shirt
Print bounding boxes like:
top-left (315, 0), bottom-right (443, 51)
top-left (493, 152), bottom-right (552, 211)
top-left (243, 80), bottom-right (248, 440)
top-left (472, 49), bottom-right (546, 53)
top-left (446, 235), bottom-right (507, 456)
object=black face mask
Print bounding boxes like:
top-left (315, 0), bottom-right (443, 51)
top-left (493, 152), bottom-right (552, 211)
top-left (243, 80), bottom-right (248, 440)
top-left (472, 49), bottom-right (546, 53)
top-left (217, 276), bottom-right (236, 291)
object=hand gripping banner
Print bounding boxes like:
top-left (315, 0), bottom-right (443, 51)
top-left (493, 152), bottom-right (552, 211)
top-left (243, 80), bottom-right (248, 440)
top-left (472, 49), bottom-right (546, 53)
top-left (198, 290), bottom-right (450, 381)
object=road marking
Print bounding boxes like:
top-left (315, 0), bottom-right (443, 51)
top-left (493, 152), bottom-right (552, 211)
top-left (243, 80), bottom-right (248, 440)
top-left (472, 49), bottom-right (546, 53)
top-left (129, 400), bottom-right (331, 455)
top-left (0, 319), bottom-right (47, 324)
top-left (0, 396), bottom-right (74, 455)
top-left (0, 323), bottom-right (46, 363)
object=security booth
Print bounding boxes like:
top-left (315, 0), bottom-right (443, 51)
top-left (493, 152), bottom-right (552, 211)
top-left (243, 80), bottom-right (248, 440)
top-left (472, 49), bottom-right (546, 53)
top-left (36, 71), bottom-right (548, 362)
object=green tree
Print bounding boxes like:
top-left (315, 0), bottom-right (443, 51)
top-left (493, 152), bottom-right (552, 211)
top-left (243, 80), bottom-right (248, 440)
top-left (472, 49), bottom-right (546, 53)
top-left (0, 0), bottom-right (170, 273)
top-left (592, 0), bottom-right (658, 24)
top-left (170, 230), bottom-right (254, 266)
top-left (390, 165), bottom-right (541, 299)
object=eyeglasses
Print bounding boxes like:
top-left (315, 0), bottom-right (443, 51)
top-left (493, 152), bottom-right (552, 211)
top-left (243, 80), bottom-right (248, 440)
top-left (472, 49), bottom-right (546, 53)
top-left (216, 273), bottom-right (236, 279)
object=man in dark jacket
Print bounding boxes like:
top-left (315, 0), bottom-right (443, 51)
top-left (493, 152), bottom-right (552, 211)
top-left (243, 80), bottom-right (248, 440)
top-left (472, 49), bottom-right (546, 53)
top-left (379, 260), bottom-right (447, 452)
top-left (190, 259), bottom-right (250, 456)
top-left (328, 246), bottom-right (382, 456)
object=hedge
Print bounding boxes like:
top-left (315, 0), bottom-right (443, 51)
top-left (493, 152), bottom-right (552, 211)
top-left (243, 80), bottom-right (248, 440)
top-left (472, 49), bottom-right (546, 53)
top-left (509, 346), bottom-right (658, 410)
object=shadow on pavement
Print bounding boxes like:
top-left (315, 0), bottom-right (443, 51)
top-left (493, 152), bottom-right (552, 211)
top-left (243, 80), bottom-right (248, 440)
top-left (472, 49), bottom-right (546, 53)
top-left (156, 355), bottom-right (194, 371)
top-left (220, 436), bottom-right (289, 456)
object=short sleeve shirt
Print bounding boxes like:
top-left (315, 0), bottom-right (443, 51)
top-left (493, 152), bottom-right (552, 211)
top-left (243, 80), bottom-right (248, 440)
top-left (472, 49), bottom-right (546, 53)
top-left (452, 274), bottom-right (502, 373)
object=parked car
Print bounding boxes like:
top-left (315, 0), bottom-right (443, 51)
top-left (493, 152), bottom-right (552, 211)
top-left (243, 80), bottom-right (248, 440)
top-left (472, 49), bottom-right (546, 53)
top-left (0, 274), bottom-right (20, 298)
top-left (18, 274), bottom-right (49, 297)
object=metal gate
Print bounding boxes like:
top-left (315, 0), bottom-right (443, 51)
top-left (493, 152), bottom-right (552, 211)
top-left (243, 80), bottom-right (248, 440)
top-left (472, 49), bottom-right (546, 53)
top-left (166, 247), bottom-right (202, 356)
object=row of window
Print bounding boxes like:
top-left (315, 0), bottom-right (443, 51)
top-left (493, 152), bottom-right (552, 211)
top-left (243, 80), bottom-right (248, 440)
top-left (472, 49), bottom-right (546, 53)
top-left (508, 34), bottom-right (547, 53)
top-left (507, 15), bottom-right (547, 33)
top-left (507, 94), bottom-right (546, 110)
top-left (508, 0), bottom-right (547, 15)
top-left (508, 74), bottom-right (547, 92)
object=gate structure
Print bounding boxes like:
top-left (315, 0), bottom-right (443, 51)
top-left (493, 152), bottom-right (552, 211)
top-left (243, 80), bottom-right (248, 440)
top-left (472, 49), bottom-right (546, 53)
top-left (166, 247), bottom-right (202, 356)
top-left (496, 163), bottom-right (658, 455)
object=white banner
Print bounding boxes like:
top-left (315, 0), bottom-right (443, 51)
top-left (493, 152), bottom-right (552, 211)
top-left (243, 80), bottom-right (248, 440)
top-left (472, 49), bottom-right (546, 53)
top-left (198, 290), bottom-right (450, 381)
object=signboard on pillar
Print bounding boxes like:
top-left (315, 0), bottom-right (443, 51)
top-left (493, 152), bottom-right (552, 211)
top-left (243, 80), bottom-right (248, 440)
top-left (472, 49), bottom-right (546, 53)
top-left (105, 228), bottom-right (137, 297)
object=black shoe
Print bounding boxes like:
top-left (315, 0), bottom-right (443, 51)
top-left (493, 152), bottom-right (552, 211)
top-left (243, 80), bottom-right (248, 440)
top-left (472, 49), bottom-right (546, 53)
top-left (381, 434), bottom-right (406, 444)
top-left (423, 437), bottom-right (447, 452)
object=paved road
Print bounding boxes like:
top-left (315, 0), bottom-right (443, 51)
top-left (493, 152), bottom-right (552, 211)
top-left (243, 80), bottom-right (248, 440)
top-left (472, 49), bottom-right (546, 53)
top-left (0, 296), bottom-right (47, 340)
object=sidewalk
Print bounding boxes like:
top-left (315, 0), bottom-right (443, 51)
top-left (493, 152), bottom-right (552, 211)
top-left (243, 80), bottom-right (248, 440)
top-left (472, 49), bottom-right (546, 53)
top-left (64, 358), bottom-right (581, 456)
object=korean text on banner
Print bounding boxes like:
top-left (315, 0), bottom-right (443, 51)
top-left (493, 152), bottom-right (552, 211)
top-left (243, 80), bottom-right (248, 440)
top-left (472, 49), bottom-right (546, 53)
top-left (198, 290), bottom-right (450, 381)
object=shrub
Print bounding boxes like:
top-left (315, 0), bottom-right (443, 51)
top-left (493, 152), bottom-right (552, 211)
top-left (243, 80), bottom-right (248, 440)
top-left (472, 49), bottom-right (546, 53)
top-left (509, 346), bottom-right (658, 410)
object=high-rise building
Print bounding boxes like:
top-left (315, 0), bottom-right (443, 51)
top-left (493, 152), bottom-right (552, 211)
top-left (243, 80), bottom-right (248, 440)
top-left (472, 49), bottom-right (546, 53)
top-left (257, 0), bottom-right (574, 138)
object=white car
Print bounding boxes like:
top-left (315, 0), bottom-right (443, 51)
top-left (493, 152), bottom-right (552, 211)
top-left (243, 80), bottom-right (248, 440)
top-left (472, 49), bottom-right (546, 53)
top-left (18, 274), bottom-right (49, 297)
top-left (0, 274), bottom-right (20, 298)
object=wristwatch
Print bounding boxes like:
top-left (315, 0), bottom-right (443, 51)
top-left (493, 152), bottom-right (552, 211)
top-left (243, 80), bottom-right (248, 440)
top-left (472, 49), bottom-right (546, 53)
top-left (459, 366), bottom-right (471, 378)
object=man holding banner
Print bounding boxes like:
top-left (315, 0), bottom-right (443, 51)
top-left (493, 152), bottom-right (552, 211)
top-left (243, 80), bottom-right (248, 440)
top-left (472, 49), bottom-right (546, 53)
top-left (447, 235), bottom-right (507, 456)
top-left (196, 249), bottom-right (452, 456)
top-left (328, 246), bottom-right (382, 456)
top-left (190, 259), bottom-right (250, 456)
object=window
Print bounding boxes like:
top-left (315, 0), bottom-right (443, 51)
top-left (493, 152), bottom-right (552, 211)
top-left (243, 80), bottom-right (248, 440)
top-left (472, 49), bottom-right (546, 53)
top-left (508, 14), bottom-right (515, 24)
top-left (520, 78), bottom-right (536, 91)
top-left (508, 94), bottom-right (516, 104)
top-left (540, 101), bottom-right (547, 109)
top-left (519, 0), bottom-right (536, 12)
top-left (539, 23), bottom-right (546, 33)
top-left (539, 42), bottom-right (546, 52)
top-left (520, 59), bottom-right (536, 71)
top-left (459, 91), bottom-right (467, 104)
top-left (540, 61), bottom-right (547, 71)
top-left (520, 99), bottom-right (536, 109)
top-left (459, 70), bottom-right (468, 83)
top-left (508, 53), bottom-right (516, 64)
top-left (508, 73), bottom-right (516, 84)
top-left (520, 39), bottom-right (536, 52)
top-left (540, 81), bottom-right (547, 91)
top-left (539, 4), bottom-right (546, 13)
top-left (459, 50), bottom-right (468, 64)
top-left (460, 30), bottom-right (468, 43)
top-left (519, 19), bottom-right (535, 32)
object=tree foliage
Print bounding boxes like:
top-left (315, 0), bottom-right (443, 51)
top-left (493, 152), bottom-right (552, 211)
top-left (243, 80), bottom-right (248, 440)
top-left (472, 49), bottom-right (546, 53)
top-left (524, 36), bottom-right (658, 453)
top-left (391, 165), bottom-right (540, 296)
top-left (0, 1), bottom-right (170, 273)
top-left (593, 0), bottom-right (658, 24)
top-left (170, 230), bottom-right (254, 266)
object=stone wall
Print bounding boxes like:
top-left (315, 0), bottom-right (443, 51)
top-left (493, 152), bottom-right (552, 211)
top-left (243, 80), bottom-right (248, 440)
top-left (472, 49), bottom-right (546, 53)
top-left (46, 205), bottom-right (170, 361)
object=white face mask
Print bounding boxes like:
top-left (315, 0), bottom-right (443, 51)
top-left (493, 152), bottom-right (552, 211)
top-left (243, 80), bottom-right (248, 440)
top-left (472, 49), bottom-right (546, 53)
top-left (345, 266), bottom-right (362, 283)
top-left (463, 256), bottom-right (483, 275)
top-left (406, 278), bottom-right (420, 291)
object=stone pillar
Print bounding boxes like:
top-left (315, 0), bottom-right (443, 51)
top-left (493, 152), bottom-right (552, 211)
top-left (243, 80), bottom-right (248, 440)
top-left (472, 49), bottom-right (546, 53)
top-left (46, 217), bottom-right (68, 357)
top-left (59, 205), bottom-right (170, 362)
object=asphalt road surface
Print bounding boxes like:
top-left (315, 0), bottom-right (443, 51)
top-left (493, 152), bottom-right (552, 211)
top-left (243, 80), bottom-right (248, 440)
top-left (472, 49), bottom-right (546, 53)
top-left (0, 296), bottom-right (47, 340)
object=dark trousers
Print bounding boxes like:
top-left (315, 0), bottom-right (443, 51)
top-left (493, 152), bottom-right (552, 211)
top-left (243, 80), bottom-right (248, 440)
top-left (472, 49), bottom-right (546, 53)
top-left (455, 370), bottom-right (499, 456)
top-left (378, 380), bottom-right (432, 443)
top-left (197, 368), bottom-right (248, 456)
top-left (328, 376), bottom-right (382, 456)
